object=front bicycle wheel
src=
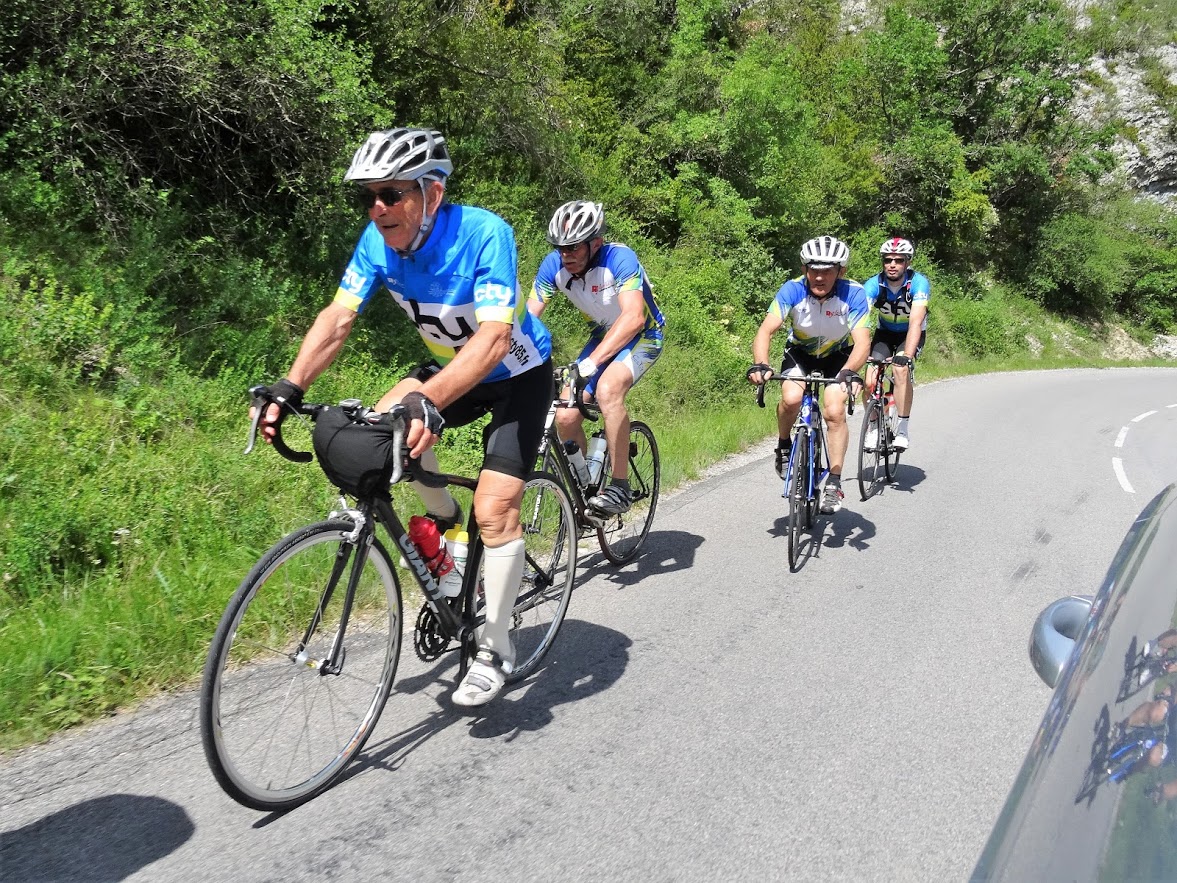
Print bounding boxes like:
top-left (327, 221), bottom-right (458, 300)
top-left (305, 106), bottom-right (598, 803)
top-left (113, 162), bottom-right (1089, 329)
top-left (884, 406), bottom-right (902, 480)
top-left (200, 520), bottom-right (402, 812)
top-left (858, 400), bottom-right (884, 500)
top-left (596, 421), bottom-right (661, 564)
top-left (787, 428), bottom-right (808, 571)
top-left (469, 472), bottom-right (577, 683)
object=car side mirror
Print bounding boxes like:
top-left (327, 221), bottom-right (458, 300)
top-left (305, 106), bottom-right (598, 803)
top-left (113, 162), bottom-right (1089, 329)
top-left (1029, 595), bottom-right (1093, 688)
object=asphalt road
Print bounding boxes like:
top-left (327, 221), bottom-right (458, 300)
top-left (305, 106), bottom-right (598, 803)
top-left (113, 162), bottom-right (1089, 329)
top-left (3, 368), bottom-right (1176, 882)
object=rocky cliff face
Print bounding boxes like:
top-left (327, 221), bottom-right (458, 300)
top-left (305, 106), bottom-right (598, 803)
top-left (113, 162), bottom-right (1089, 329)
top-left (1070, 35), bottom-right (1177, 204)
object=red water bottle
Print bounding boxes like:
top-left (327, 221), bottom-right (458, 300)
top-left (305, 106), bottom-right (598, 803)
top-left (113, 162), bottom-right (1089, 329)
top-left (407, 516), bottom-right (455, 591)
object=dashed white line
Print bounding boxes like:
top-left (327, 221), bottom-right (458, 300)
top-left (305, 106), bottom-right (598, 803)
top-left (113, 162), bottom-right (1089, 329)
top-left (1115, 427), bottom-right (1129, 448)
top-left (1113, 458), bottom-right (1136, 494)
top-left (1132, 410), bottom-right (1158, 422)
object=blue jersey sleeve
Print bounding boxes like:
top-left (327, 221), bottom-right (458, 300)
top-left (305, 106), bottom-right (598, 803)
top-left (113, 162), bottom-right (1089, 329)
top-left (470, 221), bottom-right (519, 325)
top-left (529, 251), bottom-right (563, 306)
top-left (333, 224), bottom-right (387, 313)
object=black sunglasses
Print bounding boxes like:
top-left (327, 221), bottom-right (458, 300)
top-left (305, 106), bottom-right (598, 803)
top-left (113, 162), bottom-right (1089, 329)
top-left (882, 256), bottom-right (909, 265)
top-left (356, 185), bottom-right (417, 209)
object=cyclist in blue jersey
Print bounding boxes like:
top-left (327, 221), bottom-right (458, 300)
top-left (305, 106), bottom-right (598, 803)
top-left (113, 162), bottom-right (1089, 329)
top-left (747, 235), bottom-right (870, 514)
top-left (527, 201), bottom-right (665, 515)
top-left (254, 127), bottom-right (553, 708)
top-left (860, 237), bottom-right (930, 451)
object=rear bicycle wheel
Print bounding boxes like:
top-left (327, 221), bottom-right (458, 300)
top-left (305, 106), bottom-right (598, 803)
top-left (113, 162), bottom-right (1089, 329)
top-left (200, 520), bottom-right (401, 812)
top-left (787, 429), bottom-right (808, 571)
top-left (858, 400), bottom-right (884, 500)
top-left (469, 472), bottom-right (577, 683)
top-left (596, 421), bottom-right (661, 564)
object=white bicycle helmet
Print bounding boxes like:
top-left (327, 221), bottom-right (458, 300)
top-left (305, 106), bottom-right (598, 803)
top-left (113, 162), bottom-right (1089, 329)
top-left (344, 128), bottom-right (453, 184)
top-left (547, 201), bottom-right (605, 247)
top-left (799, 235), bottom-right (850, 268)
top-left (879, 236), bottom-right (915, 258)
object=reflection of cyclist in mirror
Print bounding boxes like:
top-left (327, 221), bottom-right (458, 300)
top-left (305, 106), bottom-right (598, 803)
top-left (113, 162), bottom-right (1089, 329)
top-left (527, 201), bottom-right (665, 516)
top-left (1137, 630), bottom-right (1177, 687)
top-left (252, 127), bottom-right (553, 708)
top-left (860, 237), bottom-right (929, 452)
top-left (747, 235), bottom-right (870, 514)
top-left (1106, 686), bottom-right (1177, 781)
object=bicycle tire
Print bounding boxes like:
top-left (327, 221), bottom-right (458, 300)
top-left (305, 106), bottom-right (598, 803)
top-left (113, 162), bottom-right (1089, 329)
top-left (884, 405), bottom-right (902, 480)
top-left (200, 519), bottom-right (401, 812)
top-left (858, 400), bottom-right (884, 500)
top-left (807, 423), bottom-right (825, 528)
top-left (468, 471), bottom-right (577, 683)
top-left (596, 421), bottom-right (660, 564)
top-left (787, 428), bottom-right (808, 571)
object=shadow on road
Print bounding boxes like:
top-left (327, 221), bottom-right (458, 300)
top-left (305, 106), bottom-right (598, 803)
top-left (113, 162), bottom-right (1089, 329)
top-left (579, 528), bottom-right (703, 589)
top-left (0, 794), bottom-right (193, 881)
top-left (332, 619), bottom-right (631, 786)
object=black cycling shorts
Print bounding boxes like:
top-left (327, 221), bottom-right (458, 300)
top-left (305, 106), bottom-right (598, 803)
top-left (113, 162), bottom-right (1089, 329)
top-left (412, 359), bottom-right (553, 480)
top-left (780, 346), bottom-right (853, 379)
top-left (870, 329), bottom-right (925, 362)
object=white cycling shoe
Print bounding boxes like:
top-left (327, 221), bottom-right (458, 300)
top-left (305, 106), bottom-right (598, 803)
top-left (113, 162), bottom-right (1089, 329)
top-left (453, 649), bottom-right (510, 708)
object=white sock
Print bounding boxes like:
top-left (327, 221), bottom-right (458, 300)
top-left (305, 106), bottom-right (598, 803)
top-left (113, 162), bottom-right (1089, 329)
top-left (478, 537), bottom-right (525, 668)
top-left (897, 417), bottom-right (910, 434)
top-left (410, 449), bottom-right (459, 519)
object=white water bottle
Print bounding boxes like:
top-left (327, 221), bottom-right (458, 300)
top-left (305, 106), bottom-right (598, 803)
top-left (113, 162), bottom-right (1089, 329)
top-left (563, 440), bottom-right (590, 486)
top-left (585, 436), bottom-right (608, 486)
top-left (439, 528), bottom-right (468, 598)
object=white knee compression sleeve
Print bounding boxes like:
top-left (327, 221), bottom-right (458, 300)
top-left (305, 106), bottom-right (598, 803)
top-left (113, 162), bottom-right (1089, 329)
top-left (478, 537), bottom-right (525, 668)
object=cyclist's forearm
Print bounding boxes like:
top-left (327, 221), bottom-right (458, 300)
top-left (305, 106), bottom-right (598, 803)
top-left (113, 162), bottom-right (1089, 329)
top-left (903, 307), bottom-right (927, 354)
top-left (420, 321), bottom-right (511, 409)
top-left (287, 304), bottom-right (356, 389)
top-left (752, 318), bottom-right (781, 366)
top-left (843, 331), bottom-right (870, 373)
top-left (585, 312), bottom-right (645, 365)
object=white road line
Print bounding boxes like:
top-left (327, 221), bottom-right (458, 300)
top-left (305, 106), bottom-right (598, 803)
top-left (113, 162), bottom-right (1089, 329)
top-left (1115, 427), bottom-right (1129, 448)
top-left (1169, 404), bottom-right (1177, 409)
top-left (1113, 457), bottom-right (1135, 494)
top-left (1132, 410), bottom-right (1158, 422)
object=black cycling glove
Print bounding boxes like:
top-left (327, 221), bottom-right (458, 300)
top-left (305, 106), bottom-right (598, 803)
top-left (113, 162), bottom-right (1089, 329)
top-left (835, 369), bottom-right (861, 388)
top-left (746, 363), bottom-right (773, 381)
top-left (400, 391), bottom-right (446, 437)
top-left (892, 353), bottom-right (913, 368)
top-left (256, 378), bottom-right (304, 426)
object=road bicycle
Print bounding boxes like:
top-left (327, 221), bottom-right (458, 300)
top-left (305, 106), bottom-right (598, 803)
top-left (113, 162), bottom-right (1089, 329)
top-left (857, 356), bottom-right (902, 501)
top-left (757, 372), bottom-right (854, 571)
top-left (536, 364), bottom-right (660, 565)
top-left (199, 391), bottom-right (577, 812)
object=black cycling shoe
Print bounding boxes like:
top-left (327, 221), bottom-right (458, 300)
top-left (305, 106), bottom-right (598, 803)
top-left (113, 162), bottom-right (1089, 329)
top-left (774, 444), bottom-right (791, 480)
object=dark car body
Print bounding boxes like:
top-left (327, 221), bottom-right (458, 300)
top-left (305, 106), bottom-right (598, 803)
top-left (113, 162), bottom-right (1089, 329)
top-left (972, 483), bottom-right (1177, 881)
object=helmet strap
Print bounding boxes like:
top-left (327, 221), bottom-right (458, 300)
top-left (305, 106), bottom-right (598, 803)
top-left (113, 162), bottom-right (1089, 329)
top-left (397, 179), bottom-right (440, 257)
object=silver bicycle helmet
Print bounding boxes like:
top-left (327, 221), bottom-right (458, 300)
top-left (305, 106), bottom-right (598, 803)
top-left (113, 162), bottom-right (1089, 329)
top-left (547, 201), bottom-right (605, 247)
top-left (799, 235), bottom-right (850, 268)
top-left (879, 236), bottom-right (915, 257)
top-left (344, 128), bottom-right (453, 184)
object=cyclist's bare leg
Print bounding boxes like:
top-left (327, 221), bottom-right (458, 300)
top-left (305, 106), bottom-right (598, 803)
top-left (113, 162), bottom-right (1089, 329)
top-left (554, 388), bottom-right (588, 453)
top-left (375, 376), bottom-right (460, 520)
top-left (777, 379), bottom-right (803, 438)
top-left (472, 469), bottom-right (526, 664)
top-left (823, 385), bottom-right (850, 474)
top-left (862, 363), bottom-right (880, 409)
top-left (893, 362), bottom-right (914, 415)
top-left (595, 362), bottom-right (635, 481)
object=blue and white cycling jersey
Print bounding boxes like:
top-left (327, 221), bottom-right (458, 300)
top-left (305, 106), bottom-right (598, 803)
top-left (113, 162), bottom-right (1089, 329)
top-left (769, 277), bottom-right (870, 357)
top-left (529, 243), bottom-right (665, 343)
top-left (333, 203), bottom-right (551, 383)
top-left (862, 269), bottom-right (931, 334)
